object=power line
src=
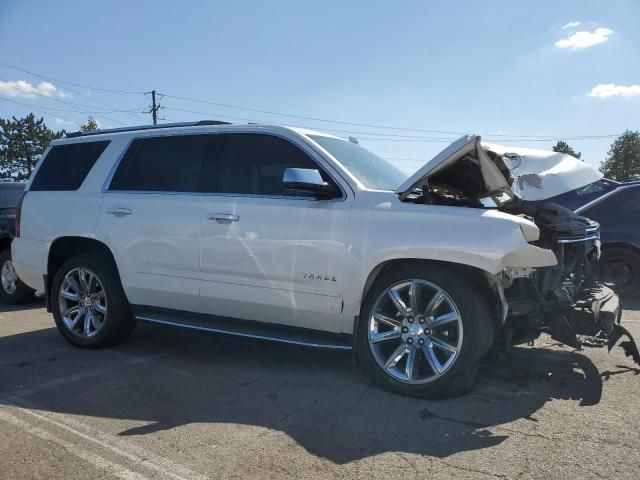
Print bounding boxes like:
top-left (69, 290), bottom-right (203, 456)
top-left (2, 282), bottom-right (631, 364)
top-left (165, 105), bottom-right (453, 139)
top-left (159, 92), bottom-right (623, 140)
top-left (0, 79), bottom-right (132, 126)
top-left (0, 95), bottom-right (139, 114)
top-left (0, 58), bottom-right (626, 141)
top-left (163, 104), bottom-right (619, 144)
top-left (0, 59), bottom-right (149, 124)
top-left (0, 58), bottom-right (145, 94)
top-left (0, 97), bottom-right (78, 126)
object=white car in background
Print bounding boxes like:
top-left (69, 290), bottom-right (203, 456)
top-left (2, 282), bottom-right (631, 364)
top-left (12, 121), bottom-right (639, 398)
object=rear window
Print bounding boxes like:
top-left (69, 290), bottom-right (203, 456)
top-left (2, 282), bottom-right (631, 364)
top-left (30, 141), bottom-right (110, 191)
top-left (109, 135), bottom-right (224, 192)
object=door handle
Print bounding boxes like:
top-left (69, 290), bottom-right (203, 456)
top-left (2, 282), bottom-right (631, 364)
top-left (106, 208), bottom-right (132, 217)
top-left (207, 213), bottom-right (239, 223)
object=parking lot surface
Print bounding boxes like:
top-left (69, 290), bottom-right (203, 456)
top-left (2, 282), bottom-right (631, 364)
top-left (1, 301), bottom-right (639, 479)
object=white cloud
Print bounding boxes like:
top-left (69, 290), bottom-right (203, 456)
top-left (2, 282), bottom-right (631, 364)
top-left (555, 27), bottom-right (613, 50)
top-left (588, 83), bottom-right (640, 98)
top-left (0, 80), bottom-right (70, 98)
top-left (54, 117), bottom-right (76, 126)
top-left (562, 21), bottom-right (582, 29)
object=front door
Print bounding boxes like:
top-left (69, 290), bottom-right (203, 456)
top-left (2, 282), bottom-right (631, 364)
top-left (199, 133), bottom-right (352, 332)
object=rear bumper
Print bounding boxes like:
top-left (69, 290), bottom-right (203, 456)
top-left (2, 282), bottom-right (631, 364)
top-left (11, 237), bottom-right (47, 292)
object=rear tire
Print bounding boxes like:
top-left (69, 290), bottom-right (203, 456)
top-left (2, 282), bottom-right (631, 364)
top-left (0, 249), bottom-right (35, 305)
top-left (357, 263), bottom-right (495, 398)
top-left (600, 246), bottom-right (640, 298)
top-left (51, 253), bottom-right (135, 348)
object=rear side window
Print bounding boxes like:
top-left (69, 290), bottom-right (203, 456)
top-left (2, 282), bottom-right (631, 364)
top-left (218, 133), bottom-right (331, 196)
top-left (30, 141), bottom-right (110, 191)
top-left (109, 135), bottom-right (225, 192)
top-left (614, 187), bottom-right (640, 212)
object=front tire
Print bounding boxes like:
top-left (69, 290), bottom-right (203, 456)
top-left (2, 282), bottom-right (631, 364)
top-left (51, 254), bottom-right (135, 348)
top-left (0, 249), bottom-right (35, 305)
top-left (600, 246), bottom-right (640, 298)
top-left (357, 263), bottom-right (495, 398)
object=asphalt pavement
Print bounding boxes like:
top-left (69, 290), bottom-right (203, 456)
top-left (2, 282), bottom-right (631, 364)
top-left (1, 300), bottom-right (639, 479)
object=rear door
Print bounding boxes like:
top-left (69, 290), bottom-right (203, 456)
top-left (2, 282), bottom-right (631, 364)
top-left (198, 132), bottom-right (352, 332)
top-left (583, 185), bottom-right (640, 247)
top-left (97, 134), bottom-right (220, 312)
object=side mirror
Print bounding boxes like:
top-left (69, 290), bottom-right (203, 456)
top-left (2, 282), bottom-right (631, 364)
top-left (283, 168), bottom-right (336, 198)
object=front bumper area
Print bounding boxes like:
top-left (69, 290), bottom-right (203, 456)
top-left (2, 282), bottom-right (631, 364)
top-left (551, 285), bottom-right (640, 365)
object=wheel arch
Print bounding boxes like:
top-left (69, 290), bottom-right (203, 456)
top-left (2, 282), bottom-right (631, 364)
top-left (601, 241), bottom-right (640, 256)
top-left (46, 236), bottom-right (120, 311)
top-left (354, 258), bottom-right (504, 337)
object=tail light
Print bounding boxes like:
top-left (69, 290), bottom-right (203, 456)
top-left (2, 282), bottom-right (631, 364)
top-left (15, 191), bottom-right (26, 238)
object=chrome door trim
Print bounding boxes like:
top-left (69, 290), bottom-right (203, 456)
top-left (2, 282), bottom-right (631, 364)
top-left (100, 128), bottom-right (353, 202)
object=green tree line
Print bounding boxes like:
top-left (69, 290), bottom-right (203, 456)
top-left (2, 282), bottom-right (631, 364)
top-left (0, 114), bottom-right (98, 181)
top-left (0, 113), bottom-right (639, 183)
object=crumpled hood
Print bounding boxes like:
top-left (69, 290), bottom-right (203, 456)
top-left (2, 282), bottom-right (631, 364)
top-left (482, 142), bottom-right (602, 201)
top-left (395, 135), bottom-right (602, 202)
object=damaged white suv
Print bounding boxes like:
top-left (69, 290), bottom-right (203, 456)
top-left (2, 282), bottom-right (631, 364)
top-left (12, 121), bottom-right (640, 398)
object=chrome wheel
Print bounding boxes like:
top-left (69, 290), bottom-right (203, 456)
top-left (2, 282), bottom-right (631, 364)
top-left (1, 259), bottom-right (18, 295)
top-left (58, 267), bottom-right (107, 338)
top-left (368, 279), bottom-right (463, 384)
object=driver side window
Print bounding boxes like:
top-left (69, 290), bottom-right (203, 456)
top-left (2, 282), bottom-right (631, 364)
top-left (217, 133), bottom-right (335, 196)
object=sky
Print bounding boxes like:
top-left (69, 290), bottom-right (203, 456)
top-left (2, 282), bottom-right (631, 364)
top-left (0, 0), bottom-right (639, 173)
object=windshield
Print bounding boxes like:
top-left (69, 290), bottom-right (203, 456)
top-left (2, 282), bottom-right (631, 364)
top-left (548, 179), bottom-right (618, 210)
top-left (309, 135), bottom-right (409, 190)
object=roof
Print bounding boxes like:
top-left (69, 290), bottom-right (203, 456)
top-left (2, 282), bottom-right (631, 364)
top-left (61, 120), bottom-right (346, 144)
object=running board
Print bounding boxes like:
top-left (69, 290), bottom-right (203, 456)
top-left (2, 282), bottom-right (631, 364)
top-left (132, 306), bottom-right (353, 350)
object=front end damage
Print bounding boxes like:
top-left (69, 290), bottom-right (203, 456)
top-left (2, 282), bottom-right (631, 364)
top-left (499, 200), bottom-right (640, 364)
top-left (396, 134), bottom-right (640, 365)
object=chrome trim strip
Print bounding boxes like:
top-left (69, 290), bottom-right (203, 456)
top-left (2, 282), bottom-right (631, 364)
top-left (135, 315), bottom-right (353, 350)
top-left (101, 190), bottom-right (345, 203)
top-left (557, 235), bottom-right (600, 244)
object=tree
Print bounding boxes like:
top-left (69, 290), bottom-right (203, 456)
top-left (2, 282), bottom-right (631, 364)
top-left (0, 114), bottom-right (65, 181)
top-left (552, 140), bottom-right (582, 159)
top-left (80, 116), bottom-right (100, 132)
top-left (600, 130), bottom-right (640, 181)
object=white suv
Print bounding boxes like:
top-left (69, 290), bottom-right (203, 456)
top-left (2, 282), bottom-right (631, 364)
top-left (12, 121), bottom-right (639, 398)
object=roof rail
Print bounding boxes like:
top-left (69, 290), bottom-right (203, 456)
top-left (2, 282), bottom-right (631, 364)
top-left (65, 120), bottom-right (232, 138)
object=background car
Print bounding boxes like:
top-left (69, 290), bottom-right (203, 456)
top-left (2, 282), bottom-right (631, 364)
top-left (577, 183), bottom-right (640, 298)
top-left (552, 180), bottom-right (640, 297)
top-left (550, 178), bottom-right (640, 210)
top-left (0, 181), bottom-right (35, 304)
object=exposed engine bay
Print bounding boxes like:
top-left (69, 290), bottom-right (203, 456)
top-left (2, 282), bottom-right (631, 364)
top-left (400, 137), bottom-right (640, 365)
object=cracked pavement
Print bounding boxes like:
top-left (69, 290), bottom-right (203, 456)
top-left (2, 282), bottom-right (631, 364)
top-left (1, 300), bottom-right (639, 479)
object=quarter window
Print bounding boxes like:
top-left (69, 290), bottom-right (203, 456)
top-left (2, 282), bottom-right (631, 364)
top-left (30, 141), bottom-right (109, 191)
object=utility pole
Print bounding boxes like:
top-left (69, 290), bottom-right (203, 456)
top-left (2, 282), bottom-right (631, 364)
top-left (145, 90), bottom-right (162, 125)
top-left (151, 90), bottom-right (158, 125)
